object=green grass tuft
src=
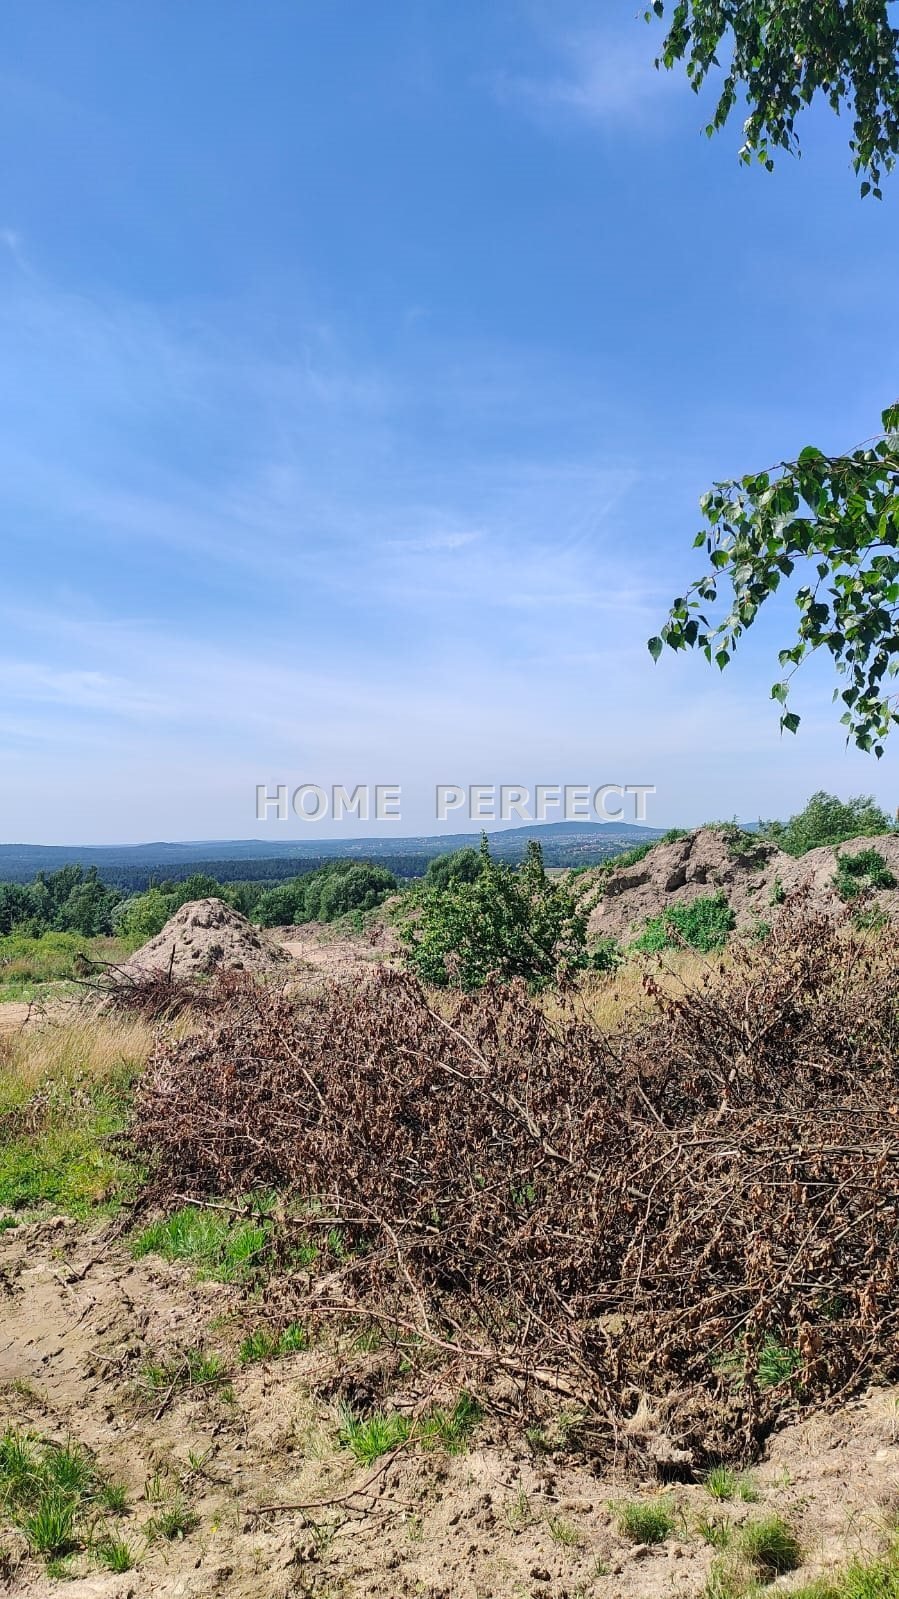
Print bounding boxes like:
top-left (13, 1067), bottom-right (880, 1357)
top-left (238, 1321), bottom-right (308, 1365)
top-left (131, 1205), bottom-right (271, 1282)
top-left (738, 1513), bottom-right (802, 1577)
top-left (95, 1534), bottom-right (136, 1573)
top-left (614, 1497), bottom-right (675, 1545)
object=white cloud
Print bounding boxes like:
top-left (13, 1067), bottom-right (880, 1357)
top-left (490, 22), bottom-right (680, 129)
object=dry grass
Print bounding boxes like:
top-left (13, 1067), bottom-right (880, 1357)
top-left (543, 947), bottom-right (733, 1032)
top-left (0, 1013), bottom-right (156, 1110)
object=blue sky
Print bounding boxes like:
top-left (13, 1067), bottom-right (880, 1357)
top-left (2, 0), bottom-right (898, 842)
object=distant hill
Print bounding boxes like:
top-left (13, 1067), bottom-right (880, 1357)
top-left (0, 822), bottom-right (665, 889)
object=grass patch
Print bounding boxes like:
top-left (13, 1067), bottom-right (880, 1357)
top-left (339, 1408), bottom-right (412, 1465)
top-left (0, 1426), bottom-right (130, 1568)
top-left (140, 1345), bottom-right (227, 1396)
top-left (614, 1497), bottom-right (675, 1545)
top-left (131, 1204), bottom-right (272, 1282)
top-left (738, 1514), bottom-right (803, 1577)
top-left (145, 1499), bottom-right (198, 1541)
top-left (95, 1534), bottom-right (135, 1572)
top-left (0, 1015), bottom-right (152, 1216)
top-left (238, 1321), bottom-right (308, 1365)
top-left (0, 932), bottom-right (129, 1002)
top-left (339, 1392), bottom-right (482, 1465)
top-left (704, 1466), bottom-right (760, 1502)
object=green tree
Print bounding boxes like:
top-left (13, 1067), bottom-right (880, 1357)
top-left (423, 847), bottom-right (485, 893)
top-left (402, 838), bottom-right (607, 990)
top-left (647, 3), bottom-right (899, 750)
top-left (764, 790), bottom-right (892, 856)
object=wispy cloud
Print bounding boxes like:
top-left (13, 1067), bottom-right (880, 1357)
top-left (489, 21), bottom-right (679, 129)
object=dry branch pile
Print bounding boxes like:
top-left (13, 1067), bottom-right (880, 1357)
top-left (132, 896), bottom-right (899, 1464)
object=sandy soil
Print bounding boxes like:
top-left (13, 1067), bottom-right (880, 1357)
top-left (121, 900), bottom-right (287, 982)
top-left (0, 1003), bottom-right (32, 1034)
top-left (3, 1218), bottom-right (899, 1598)
top-left (275, 921), bottom-right (401, 985)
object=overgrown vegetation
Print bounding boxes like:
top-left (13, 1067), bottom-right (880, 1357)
top-left (132, 898), bottom-right (899, 1465)
top-left (833, 847), bottom-right (897, 903)
top-left (764, 793), bottom-right (893, 856)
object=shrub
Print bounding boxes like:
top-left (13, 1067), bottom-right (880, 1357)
top-left (402, 838), bottom-right (600, 990)
top-left (632, 892), bottom-right (736, 953)
top-left (765, 791), bottom-right (892, 856)
top-left (424, 848), bottom-right (485, 892)
top-left (833, 847), bottom-right (896, 902)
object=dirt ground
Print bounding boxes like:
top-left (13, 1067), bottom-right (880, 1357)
top-left (3, 1218), bottom-right (899, 1599)
top-left (276, 921), bottom-right (401, 985)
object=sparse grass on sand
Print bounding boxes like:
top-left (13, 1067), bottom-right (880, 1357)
top-left (0, 1014), bottom-right (154, 1215)
top-left (0, 1426), bottom-right (133, 1568)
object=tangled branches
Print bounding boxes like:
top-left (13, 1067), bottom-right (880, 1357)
top-left (132, 896), bottom-right (899, 1463)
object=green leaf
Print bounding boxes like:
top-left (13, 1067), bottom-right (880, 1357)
top-left (647, 636), bottom-right (664, 662)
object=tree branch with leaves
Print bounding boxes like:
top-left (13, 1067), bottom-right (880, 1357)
top-left (645, 3), bottom-right (899, 750)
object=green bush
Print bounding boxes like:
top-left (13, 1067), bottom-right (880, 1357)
top-left (833, 847), bottom-right (896, 902)
top-left (632, 892), bottom-right (736, 954)
top-left (401, 838), bottom-right (609, 990)
top-left (765, 791), bottom-right (892, 856)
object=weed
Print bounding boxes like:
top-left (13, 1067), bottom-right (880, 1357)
top-left (505, 1488), bottom-right (535, 1531)
top-left (738, 1514), bottom-right (802, 1577)
top-left (705, 1466), bottom-right (738, 1500)
top-left (697, 1513), bottom-right (733, 1549)
top-left (417, 1393), bottom-right (481, 1454)
top-left (132, 1205), bottom-right (271, 1282)
top-left (834, 848), bottom-right (896, 903)
top-left (99, 1481), bottom-right (128, 1514)
top-left (546, 1515), bottom-right (583, 1547)
top-left (21, 1487), bottom-right (77, 1556)
top-left (702, 1553), bottom-right (763, 1598)
top-left (146, 1499), bottom-right (198, 1541)
top-left (44, 1442), bottom-right (93, 1498)
top-left (632, 893), bottom-right (735, 953)
top-left (96, 1534), bottom-right (135, 1572)
top-left (141, 1345), bottom-right (226, 1396)
top-left (716, 1333), bottom-right (803, 1391)
top-left (614, 1497), bottom-right (675, 1545)
top-left (338, 1407), bottom-right (411, 1465)
top-left (239, 1321), bottom-right (307, 1365)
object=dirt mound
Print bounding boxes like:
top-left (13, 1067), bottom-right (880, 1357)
top-left (585, 826), bottom-right (899, 942)
top-left (122, 898), bottom-right (286, 981)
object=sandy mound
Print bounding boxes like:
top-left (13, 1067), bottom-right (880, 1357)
top-left (122, 897), bottom-right (286, 980)
top-left (585, 827), bottom-right (899, 943)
